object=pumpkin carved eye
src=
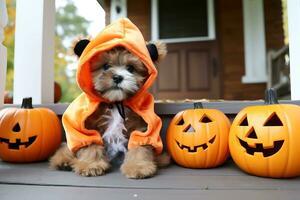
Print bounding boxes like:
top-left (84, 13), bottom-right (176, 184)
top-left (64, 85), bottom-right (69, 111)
top-left (200, 115), bottom-right (212, 123)
top-left (264, 113), bottom-right (283, 126)
top-left (239, 115), bottom-right (248, 126)
top-left (176, 117), bottom-right (185, 126)
top-left (12, 123), bottom-right (21, 132)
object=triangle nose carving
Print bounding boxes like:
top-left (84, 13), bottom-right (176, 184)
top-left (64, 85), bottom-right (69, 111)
top-left (12, 123), bottom-right (21, 132)
top-left (247, 128), bottom-right (257, 139)
top-left (183, 124), bottom-right (195, 132)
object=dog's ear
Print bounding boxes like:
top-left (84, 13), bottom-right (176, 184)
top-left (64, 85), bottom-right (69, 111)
top-left (73, 39), bottom-right (90, 57)
top-left (146, 41), bottom-right (167, 63)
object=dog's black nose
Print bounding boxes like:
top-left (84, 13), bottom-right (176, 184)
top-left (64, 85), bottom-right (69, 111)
top-left (112, 75), bottom-right (124, 84)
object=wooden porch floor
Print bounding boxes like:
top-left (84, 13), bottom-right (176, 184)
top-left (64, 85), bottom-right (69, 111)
top-left (1, 160), bottom-right (300, 200)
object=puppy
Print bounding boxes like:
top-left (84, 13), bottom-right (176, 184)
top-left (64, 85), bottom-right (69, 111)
top-left (50, 42), bottom-right (169, 179)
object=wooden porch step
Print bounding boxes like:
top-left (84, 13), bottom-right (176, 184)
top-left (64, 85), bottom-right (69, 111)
top-left (0, 160), bottom-right (300, 199)
top-left (1, 184), bottom-right (300, 200)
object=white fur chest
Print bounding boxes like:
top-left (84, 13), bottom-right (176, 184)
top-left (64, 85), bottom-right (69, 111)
top-left (102, 106), bottom-right (128, 161)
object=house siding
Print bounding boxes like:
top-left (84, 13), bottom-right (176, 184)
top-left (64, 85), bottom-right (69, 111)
top-left (127, 0), bottom-right (151, 41)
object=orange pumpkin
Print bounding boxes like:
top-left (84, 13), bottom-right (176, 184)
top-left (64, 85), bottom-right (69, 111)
top-left (0, 98), bottom-right (62, 162)
top-left (167, 103), bottom-right (231, 168)
top-left (229, 89), bottom-right (300, 178)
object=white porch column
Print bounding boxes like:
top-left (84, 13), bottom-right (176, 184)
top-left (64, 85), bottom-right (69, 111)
top-left (242, 0), bottom-right (267, 83)
top-left (0, 0), bottom-right (8, 108)
top-left (287, 1), bottom-right (300, 100)
top-left (13, 0), bottom-right (55, 104)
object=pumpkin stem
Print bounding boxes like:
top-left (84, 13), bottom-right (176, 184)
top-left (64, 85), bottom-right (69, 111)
top-left (265, 88), bottom-right (279, 105)
top-left (194, 102), bottom-right (203, 109)
top-left (21, 97), bottom-right (34, 109)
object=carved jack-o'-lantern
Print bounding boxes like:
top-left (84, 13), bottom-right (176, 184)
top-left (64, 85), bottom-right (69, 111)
top-left (229, 89), bottom-right (300, 178)
top-left (167, 103), bottom-right (231, 168)
top-left (0, 98), bottom-right (62, 162)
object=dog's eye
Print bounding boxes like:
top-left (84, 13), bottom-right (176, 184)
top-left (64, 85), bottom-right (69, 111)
top-left (102, 63), bottom-right (111, 71)
top-left (126, 65), bottom-right (135, 73)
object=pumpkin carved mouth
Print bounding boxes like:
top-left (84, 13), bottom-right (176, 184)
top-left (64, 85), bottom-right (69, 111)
top-left (0, 136), bottom-right (37, 150)
top-left (238, 137), bottom-right (284, 157)
top-left (176, 135), bottom-right (216, 153)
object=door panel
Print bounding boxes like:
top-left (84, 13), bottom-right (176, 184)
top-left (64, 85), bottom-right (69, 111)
top-left (187, 50), bottom-right (209, 90)
top-left (157, 51), bottom-right (180, 91)
top-left (153, 41), bottom-right (220, 100)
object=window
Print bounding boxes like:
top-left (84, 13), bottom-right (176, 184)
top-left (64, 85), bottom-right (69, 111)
top-left (151, 0), bottom-right (215, 43)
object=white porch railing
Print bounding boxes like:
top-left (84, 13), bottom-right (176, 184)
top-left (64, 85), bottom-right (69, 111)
top-left (0, 0), bottom-right (8, 108)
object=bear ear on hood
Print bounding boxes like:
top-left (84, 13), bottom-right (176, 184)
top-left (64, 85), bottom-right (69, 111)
top-left (73, 39), bottom-right (90, 57)
top-left (146, 41), bottom-right (167, 63)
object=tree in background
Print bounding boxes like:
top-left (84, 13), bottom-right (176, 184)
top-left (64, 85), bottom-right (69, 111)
top-left (4, 0), bottom-right (90, 102)
top-left (55, 0), bottom-right (90, 102)
top-left (4, 0), bottom-right (15, 92)
top-left (281, 0), bottom-right (288, 44)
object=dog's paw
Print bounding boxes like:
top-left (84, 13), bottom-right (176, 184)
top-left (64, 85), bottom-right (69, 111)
top-left (72, 159), bottom-right (110, 177)
top-left (121, 159), bottom-right (157, 179)
top-left (52, 161), bottom-right (73, 171)
top-left (49, 143), bottom-right (74, 171)
top-left (120, 146), bottom-right (157, 179)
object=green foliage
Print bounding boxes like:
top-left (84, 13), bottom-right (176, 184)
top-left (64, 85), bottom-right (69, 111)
top-left (4, 0), bottom-right (91, 102)
top-left (281, 0), bottom-right (288, 44)
top-left (4, 0), bottom-right (16, 91)
top-left (55, 1), bottom-right (90, 102)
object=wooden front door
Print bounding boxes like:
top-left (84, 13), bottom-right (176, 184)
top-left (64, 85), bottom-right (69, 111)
top-left (152, 40), bottom-right (220, 100)
top-left (149, 0), bottom-right (221, 100)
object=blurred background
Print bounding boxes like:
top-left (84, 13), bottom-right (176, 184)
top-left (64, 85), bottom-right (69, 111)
top-left (3, 0), bottom-right (290, 103)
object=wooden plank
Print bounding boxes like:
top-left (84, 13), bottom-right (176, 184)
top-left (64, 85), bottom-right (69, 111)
top-left (287, 1), bottom-right (300, 100)
top-left (0, 0), bottom-right (8, 108)
top-left (1, 184), bottom-right (300, 200)
top-left (127, 0), bottom-right (150, 40)
top-left (13, 0), bottom-right (55, 104)
top-left (1, 161), bottom-right (300, 190)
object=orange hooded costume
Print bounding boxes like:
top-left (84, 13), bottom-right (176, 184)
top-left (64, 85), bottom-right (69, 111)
top-left (62, 18), bottom-right (163, 155)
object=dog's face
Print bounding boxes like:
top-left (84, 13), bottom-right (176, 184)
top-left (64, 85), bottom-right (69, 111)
top-left (91, 47), bottom-right (148, 102)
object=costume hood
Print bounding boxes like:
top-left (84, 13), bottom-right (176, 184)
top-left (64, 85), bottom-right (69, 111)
top-left (62, 18), bottom-right (163, 154)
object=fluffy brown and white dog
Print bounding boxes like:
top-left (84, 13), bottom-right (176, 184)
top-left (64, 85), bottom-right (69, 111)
top-left (50, 41), bottom-right (169, 179)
